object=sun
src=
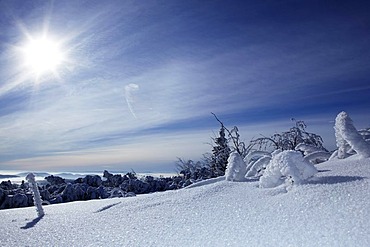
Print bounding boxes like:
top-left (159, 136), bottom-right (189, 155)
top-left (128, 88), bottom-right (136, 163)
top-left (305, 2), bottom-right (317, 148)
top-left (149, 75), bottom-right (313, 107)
top-left (21, 36), bottom-right (66, 79)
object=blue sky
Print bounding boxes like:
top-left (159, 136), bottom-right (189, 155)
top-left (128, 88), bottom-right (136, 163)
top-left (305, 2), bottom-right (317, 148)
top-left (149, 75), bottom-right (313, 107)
top-left (0, 0), bottom-right (369, 172)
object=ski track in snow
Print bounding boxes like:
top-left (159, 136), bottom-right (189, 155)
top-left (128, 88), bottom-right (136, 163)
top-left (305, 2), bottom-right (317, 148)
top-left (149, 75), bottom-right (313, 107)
top-left (1, 157), bottom-right (370, 246)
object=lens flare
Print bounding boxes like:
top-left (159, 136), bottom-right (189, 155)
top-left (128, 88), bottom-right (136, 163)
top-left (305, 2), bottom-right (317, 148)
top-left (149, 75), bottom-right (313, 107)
top-left (22, 36), bottom-right (65, 78)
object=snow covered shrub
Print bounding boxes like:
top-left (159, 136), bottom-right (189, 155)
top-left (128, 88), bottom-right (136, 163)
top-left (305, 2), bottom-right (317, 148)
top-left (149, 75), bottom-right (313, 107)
top-left (333, 111), bottom-right (370, 159)
top-left (177, 158), bottom-right (213, 184)
top-left (244, 151), bottom-right (273, 178)
top-left (26, 173), bottom-right (45, 217)
top-left (225, 152), bottom-right (247, 181)
top-left (358, 128), bottom-right (370, 142)
top-left (295, 143), bottom-right (331, 164)
top-left (303, 151), bottom-right (331, 164)
top-left (259, 151), bottom-right (317, 188)
top-left (333, 113), bottom-right (353, 159)
top-left (246, 156), bottom-right (271, 177)
top-left (207, 113), bottom-right (248, 177)
top-left (249, 119), bottom-right (327, 153)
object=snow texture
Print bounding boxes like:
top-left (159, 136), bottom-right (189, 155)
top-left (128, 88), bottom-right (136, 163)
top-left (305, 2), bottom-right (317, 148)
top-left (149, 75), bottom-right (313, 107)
top-left (335, 111), bottom-right (370, 158)
top-left (1, 157), bottom-right (370, 246)
top-left (225, 152), bottom-right (247, 181)
top-left (259, 150), bottom-right (317, 188)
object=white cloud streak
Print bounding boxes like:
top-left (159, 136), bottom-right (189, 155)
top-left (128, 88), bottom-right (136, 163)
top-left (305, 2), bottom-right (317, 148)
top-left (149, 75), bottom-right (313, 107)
top-left (124, 83), bottom-right (139, 119)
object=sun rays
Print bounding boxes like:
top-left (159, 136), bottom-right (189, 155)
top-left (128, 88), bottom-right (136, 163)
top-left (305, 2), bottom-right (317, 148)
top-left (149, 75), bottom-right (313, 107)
top-left (21, 35), bottom-right (66, 79)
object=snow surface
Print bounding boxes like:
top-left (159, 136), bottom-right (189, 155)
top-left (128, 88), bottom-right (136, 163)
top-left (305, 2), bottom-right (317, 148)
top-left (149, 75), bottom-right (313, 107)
top-left (1, 157), bottom-right (370, 247)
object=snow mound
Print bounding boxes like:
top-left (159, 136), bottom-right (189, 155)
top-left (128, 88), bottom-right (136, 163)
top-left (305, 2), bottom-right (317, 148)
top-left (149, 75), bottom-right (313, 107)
top-left (259, 150), bottom-right (318, 188)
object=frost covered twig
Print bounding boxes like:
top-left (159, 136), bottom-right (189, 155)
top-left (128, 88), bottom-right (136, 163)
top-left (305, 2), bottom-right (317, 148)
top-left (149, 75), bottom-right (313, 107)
top-left (303, 151), bottom-right (331, 164)
top-left (26, 173), bottom-right (45, 217)
top-left (246, 155), bottom-right (271, 177)
top-left (211, 112), bottom-right (247, 156)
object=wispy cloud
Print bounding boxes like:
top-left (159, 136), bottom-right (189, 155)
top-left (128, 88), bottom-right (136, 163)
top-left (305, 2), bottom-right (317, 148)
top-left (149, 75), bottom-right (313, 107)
top-left (0, 1), bottom-right (369, 171)
top-left (1, 129), bottom-right (214, 171)
top-left (124, 83), bottom-right (140, 119)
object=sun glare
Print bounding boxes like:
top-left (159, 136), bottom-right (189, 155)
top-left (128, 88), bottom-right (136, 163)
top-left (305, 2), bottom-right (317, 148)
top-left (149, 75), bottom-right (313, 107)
top-left (22, 36), bottom-right (65, 78)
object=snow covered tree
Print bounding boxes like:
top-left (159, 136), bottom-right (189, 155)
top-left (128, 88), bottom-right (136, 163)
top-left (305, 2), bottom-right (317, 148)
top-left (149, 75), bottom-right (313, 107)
top-left (249, 119), bottom-right (327, 153)
top-left (207, 113), bottom-right (250, 177)
top-left (333, 111), bottom-right (370, 158)
top-left (209, 123), bottom-right (231, 176)
top-left (225, 151), bottom-right (247, 181)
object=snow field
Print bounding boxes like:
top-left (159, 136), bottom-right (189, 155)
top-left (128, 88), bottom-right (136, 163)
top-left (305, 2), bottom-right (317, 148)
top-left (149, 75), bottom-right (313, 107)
top-left (1, 157), bottom-right (370, 246)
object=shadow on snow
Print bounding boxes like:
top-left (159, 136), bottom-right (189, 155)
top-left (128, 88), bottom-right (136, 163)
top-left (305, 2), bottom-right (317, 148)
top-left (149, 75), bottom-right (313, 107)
top-left (307, 175), bottom-right (366, 185)
top-left (21, 215), bottom-right (44, 230)
top-left (95, 202), bottom-right (122, 213)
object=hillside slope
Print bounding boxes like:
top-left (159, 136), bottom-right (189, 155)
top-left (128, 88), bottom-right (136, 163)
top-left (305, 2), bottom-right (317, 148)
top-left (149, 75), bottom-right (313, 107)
top-left (1, 157), bottom-right (369, 247)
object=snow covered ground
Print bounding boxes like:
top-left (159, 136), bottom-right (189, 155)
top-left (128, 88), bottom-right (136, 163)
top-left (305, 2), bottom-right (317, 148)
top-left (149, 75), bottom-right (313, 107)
top-left (1, 157), bottom-right (369, 246)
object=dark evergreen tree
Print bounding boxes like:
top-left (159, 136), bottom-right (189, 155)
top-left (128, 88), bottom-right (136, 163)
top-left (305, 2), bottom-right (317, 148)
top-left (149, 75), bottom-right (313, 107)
top-left (209, 124), bottom-right (231, 176)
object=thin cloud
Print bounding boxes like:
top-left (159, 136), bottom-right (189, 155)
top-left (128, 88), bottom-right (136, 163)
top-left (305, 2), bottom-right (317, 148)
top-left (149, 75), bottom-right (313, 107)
top-left (124, 83), bottom-right (139, 119)
top-left (0, 1), bottom-right (369, 171)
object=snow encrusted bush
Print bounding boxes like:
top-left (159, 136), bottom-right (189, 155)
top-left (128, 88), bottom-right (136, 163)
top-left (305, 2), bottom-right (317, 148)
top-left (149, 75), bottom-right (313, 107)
top-left (249, 119), bottom-right (326, 153)
top-left (303, 151), bottom-right (331, 164)
top-left (259, 150), bottom-right (318, 188)
top-left (333, 111), bottom-right (370, 159)
top-left (295, 143), bottom-right (330, 163)
top-left (244, 151), bottom-right (273, 178)
top-left (295, 143), bottom-right (322, 155)
top-left (246, 156), bottom-right (271, 177)
top-left (358, 128), bottom-right (370, 142)
top-left (225, 152), bottom-right (247, 182)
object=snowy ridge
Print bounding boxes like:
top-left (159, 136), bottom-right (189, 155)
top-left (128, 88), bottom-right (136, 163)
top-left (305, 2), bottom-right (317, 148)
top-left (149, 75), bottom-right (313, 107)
top-left (1, 157), bottom-right (370, 246)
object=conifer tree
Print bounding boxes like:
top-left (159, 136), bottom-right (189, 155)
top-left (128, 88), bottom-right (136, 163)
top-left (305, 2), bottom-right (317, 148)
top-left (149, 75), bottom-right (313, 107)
top-left (209, 122), bottom-right (231, 176)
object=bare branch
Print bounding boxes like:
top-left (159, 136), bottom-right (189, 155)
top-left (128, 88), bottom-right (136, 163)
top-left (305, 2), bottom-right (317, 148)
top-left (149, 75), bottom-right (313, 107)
top-left (211, 112), bottom-right (246, 156)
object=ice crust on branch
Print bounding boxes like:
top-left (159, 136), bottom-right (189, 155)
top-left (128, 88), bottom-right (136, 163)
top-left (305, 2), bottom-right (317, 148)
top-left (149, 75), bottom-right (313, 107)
top-left (334, 111), bottom-right (370, 158)
top-left (303, 151), bottom-right (331, 163)
top-left (26, 173), bottom-right (45, 217)
top-left (246, 156), bottom-right (271, 177)
top-left (295, 143), bottom-right (322, 155)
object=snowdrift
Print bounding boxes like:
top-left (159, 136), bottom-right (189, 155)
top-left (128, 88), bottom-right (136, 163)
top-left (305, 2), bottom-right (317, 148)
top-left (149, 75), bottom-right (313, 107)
top-left (1, 157), bottom-right (370, 246)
